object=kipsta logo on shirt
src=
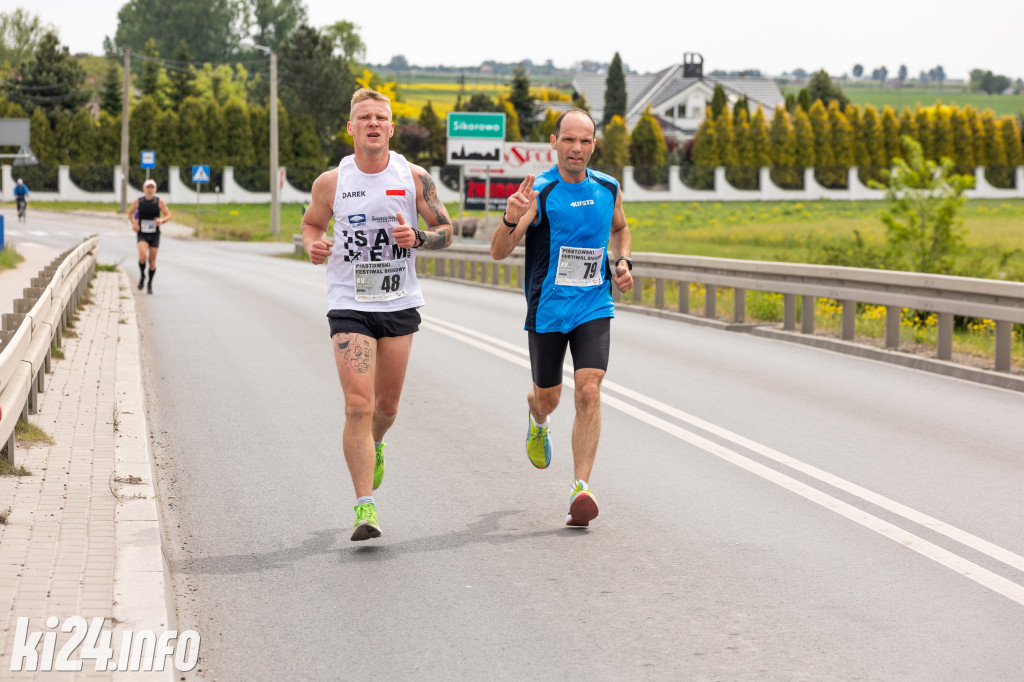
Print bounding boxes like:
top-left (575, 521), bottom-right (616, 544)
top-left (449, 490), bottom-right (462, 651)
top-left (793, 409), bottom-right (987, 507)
top-left (570, 200), bottom-right (595, 208)
top-left (348, 214), bottom-right (366, 225)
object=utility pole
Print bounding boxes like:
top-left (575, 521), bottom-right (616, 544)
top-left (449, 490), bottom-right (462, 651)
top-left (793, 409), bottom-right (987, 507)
top-left (269, 50), bottom-right (280, 239)
top-left (120, 48), bottom-right (130, 212)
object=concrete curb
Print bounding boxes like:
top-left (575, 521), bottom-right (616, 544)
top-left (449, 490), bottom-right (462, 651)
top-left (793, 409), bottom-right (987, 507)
top-left (111, 267), bottom-right (176, 682)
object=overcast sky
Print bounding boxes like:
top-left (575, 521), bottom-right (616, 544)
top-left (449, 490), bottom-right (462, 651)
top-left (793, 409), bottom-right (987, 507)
top-left (25, 0), bottom-right (1024, 80)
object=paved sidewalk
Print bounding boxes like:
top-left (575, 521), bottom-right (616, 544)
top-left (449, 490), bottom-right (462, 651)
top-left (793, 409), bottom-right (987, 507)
top-left (0, 257), bottom-right (175, 680)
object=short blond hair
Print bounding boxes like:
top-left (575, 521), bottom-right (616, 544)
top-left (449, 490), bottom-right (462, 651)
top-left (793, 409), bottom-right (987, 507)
top-left (350, 88), bottom-right (391, 112)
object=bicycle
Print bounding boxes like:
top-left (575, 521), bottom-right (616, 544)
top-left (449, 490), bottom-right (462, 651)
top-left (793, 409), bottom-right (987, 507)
top-left (16, 197), bottom-right (26, 222)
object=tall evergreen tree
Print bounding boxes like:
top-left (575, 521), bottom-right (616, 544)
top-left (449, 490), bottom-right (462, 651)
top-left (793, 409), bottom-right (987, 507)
top-left (807, 69), bottom-right (850, 109)
top-left (177, 96), bottom-right (208, 166)
top-left (68, 108), bottom-right (98, 165)
top-left (155, 109), bottom-right (181, 165)
top-left (879, 105), bottom-right (902, 167)
top-left (993, 115), bottom-right (1024, 187)
top-left (52, 111), bottom-right (75, 165)
top-left (8, 30), bottom-right (87, 116)
top-left (808, 101), bottom-right (837, 187)
top-left (29, 107), bottom-right (55, 164)
top-left (950, 106), bottom-right (975, 176)
top-left (859, 104), bottom-right (886, 183)
top-left (914, 105), bottom-right (934, 161)
top-left (728, 108), bottom-right (753, 189)
top-left (732, 96), bottom-right (750, 123)
top-left (827, 100), bottom-right (853, 188)
top-left (168, 39), bottom-right (197, 105)
top-left (535, 108), bottom-right (559, 141)
top-left (630, 104), bottom-right (667, 186)
top-left (599, 115), bottom-right (630, 183)
top-left (690, 116), bottom-right (719, 189)
top-left (95, 111), bottom-right (121, 165)
top-left (602, 52), bottom-right (626, 126)
top-left (971, 107), bottom-right (992, 169)
top-left (508, 64), bottom-right (536, 140)
top-left (768, 106), bottom-right (798, 188)
top-left (221, 98), bottom-right (254, 167)
top-left (140, 38), bottom-right (161, 98)
top-left (100, 62), bottom-right (123, 116)
top-left (845, 105), bottom-right (865, 180)
top-left (791, 106), bottom-right (815, 176)
top-left (417, 101), bottom-right (447, 167)
top-left (497, 96), bottom-right (521, 142)
top-left (709, 84), bottom-right (728, 121)
top-left (130, 96), bottom-right (161, 165)
top-left (898, 107), bottom-right (918, 147)
top-left (932, 106), bottom-right (955, 164)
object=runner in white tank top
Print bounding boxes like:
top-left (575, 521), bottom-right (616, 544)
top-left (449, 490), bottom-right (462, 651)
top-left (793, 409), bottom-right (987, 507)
top-left (300, 88), bottom-right (454, 541)
top-left (326, 150), bottom-right (424, 311)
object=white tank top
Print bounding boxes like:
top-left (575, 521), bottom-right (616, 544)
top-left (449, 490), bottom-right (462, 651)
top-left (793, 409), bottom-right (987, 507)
top-left (326, 151), bottom-right (424, 311)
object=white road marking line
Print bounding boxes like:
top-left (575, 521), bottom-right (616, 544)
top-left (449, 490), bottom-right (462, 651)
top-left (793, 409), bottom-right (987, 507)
top-left (421, 315), bottom-right (1024, 607)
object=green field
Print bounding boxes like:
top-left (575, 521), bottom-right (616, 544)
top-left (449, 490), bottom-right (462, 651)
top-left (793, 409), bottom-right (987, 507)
top-left (784, 84), bottom-right (1024, 117)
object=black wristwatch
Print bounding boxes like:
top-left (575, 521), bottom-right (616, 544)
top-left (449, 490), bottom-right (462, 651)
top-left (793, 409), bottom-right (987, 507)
top-left (413, 230), bottom-right (426, 248)
top-left (615, 256), bottom-right (633, 271)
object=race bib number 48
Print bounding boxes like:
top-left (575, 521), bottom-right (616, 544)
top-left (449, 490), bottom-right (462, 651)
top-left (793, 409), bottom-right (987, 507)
top-left (555, 246), bottom-right (605, 287)
top-left (354, 261), bottom-right (408, 302)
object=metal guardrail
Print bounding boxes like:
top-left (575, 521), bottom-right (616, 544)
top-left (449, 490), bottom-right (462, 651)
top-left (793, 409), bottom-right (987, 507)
top-left (416, 244), bottom-right (1024, 375)
top-left (0, 236), bottom-right (99, 465)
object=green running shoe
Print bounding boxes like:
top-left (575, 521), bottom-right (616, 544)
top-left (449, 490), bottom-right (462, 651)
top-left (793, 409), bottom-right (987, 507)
top-left (525, 414), bottom-right (551, 469)
top-left (565, 480), bottom-right (598, 527)
top-left (373, 442), bottom-right (386, 490)
top-left (351, 502), bottom-right (382, 541)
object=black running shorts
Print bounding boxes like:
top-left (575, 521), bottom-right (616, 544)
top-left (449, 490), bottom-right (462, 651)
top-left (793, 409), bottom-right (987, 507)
top-left (137, 231), bottom-right (161, 248)
top-left (528, 316), bottom-right (611, 389)
top-left (327, 308), bottom-right (421, 339)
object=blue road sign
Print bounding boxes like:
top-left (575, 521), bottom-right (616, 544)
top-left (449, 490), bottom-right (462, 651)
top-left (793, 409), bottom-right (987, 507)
top-left (192, 165), bottom-right (210, 184)
top-left (141, 150), bottom-right (156, 169)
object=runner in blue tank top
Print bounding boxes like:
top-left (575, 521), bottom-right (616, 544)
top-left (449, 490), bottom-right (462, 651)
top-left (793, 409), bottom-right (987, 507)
top-left (491, 108), bottom-right (634, 528)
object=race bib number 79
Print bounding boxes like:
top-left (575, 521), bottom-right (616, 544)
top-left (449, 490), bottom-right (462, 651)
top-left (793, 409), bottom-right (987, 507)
top-left (555, 246), bottom-right (605, 287)
top-left (354, 261), bottom-right (408, 302)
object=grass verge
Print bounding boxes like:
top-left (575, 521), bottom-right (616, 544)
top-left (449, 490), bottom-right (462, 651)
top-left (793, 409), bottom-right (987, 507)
top-left (16, 420), bottom-right (55, 448)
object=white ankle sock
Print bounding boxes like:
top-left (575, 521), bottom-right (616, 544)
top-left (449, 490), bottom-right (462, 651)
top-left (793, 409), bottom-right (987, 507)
top-left (356, 496), bottom-right (374, 506)
top-left (531, 414), bottom-right (549, 428)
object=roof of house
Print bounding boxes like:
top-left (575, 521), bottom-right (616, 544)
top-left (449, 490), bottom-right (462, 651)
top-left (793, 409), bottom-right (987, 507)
top-left (573, 63), bottom-right (785, 132)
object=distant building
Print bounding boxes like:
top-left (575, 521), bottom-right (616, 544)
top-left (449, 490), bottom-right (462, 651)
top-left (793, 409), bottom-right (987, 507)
top-left (572, 53), bottom-right (785, 142)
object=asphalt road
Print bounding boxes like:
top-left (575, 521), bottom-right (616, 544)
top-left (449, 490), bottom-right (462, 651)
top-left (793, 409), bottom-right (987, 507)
top-left (13, 215), bottom-right (1024, 680)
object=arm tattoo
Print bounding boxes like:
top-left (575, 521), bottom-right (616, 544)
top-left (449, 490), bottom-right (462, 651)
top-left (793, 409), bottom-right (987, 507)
top-left (334, 335), bottom-right (373, 374)
top-left (417, 172), bottom-right (453, 250)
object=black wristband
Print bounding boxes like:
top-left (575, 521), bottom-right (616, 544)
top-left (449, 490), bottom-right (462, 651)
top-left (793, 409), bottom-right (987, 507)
top-left (413, 230), bottom-right (426, 248)
top-left (502, 214), bottom-right (517, 230)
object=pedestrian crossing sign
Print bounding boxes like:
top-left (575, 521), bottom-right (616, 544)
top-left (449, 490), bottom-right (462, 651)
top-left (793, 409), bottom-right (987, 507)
top-left (192, 165), bottom-right (210, 183)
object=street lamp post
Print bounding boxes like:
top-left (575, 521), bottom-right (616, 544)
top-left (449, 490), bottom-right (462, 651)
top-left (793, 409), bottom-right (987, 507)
top-left (241, 38), bottom-right (280, 238)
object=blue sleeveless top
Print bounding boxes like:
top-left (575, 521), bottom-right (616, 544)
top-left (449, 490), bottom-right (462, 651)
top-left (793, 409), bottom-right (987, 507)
top-left (523, 165), bottom-right (619, 333)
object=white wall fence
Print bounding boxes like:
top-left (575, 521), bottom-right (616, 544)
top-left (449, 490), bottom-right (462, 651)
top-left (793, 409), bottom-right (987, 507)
top-left (4, 164), bottom-right (1022, 205)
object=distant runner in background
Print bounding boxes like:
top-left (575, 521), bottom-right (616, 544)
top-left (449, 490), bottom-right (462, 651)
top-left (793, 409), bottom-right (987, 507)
top-left (128, 179), bottom-right (171, 294)
top-left (13, 178), bottom-right (29, 221)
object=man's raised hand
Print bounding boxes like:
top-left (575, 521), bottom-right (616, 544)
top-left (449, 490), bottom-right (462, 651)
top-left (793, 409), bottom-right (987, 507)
top-left (392, 211), bottom-right (416, 248)
top-left (504, 174), bottom-right (538, 227)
